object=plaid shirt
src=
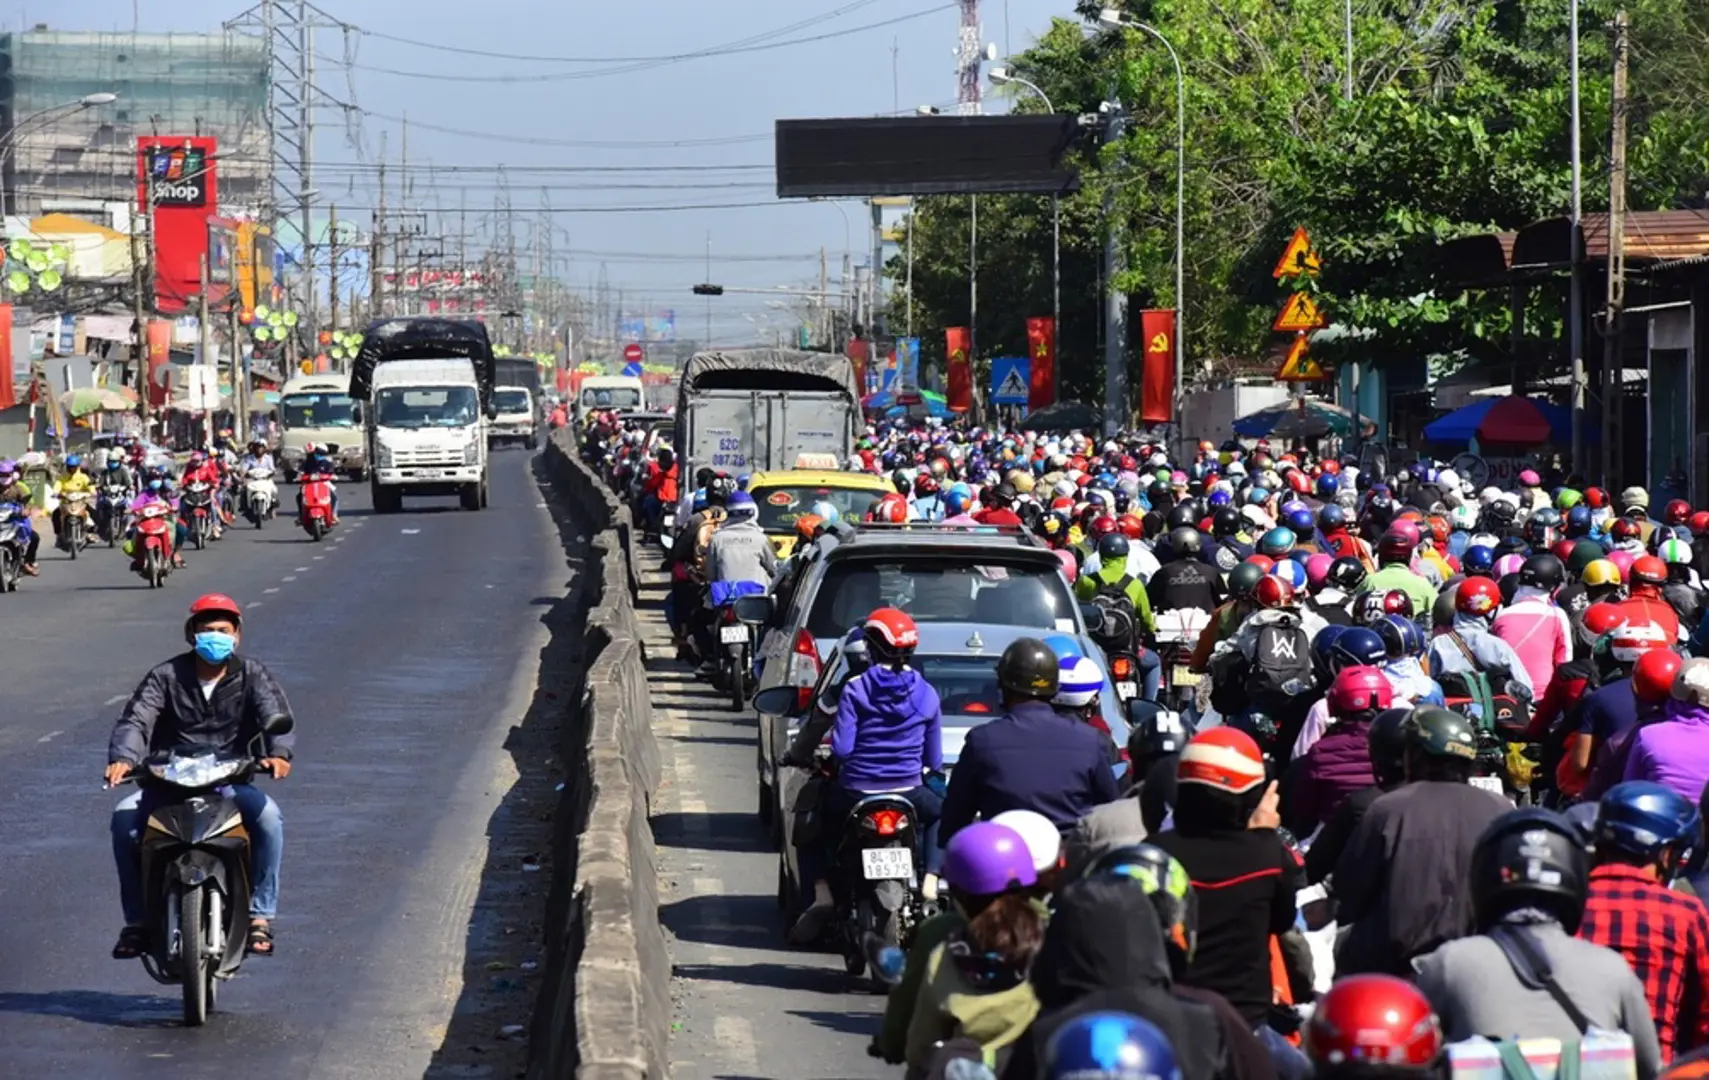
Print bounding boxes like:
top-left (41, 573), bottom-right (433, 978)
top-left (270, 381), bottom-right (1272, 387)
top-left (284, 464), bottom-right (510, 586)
top-left (1580, 863), bottom-right (1709, 1057)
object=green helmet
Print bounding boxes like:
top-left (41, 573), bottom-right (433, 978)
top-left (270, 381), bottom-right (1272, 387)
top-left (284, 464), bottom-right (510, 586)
top-left (1566, 538), bottom-right (1606, 576)
top-left (1403, 706), bottom-right (1478, 761)
top-left (1228, 561), bottom-right (1266, 598)
top-left (1556, 489), bottom-right (1584, 511)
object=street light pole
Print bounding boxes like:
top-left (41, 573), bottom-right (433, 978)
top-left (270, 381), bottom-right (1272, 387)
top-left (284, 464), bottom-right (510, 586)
top-left (1098, 10), bottom-right (1185, 433)
top-left (0, 92), bottom-right (120, 220)
top-left (990, 66), bottom-right (1061, 404)
top-left (1568, 0), bottom-right (1586, 478)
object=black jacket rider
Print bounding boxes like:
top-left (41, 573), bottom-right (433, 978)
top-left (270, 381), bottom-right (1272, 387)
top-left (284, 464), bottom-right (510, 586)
top-left (1148, 557), bottom-right (1225, 616)
top-left (109, 653), bottom-right (296, 766)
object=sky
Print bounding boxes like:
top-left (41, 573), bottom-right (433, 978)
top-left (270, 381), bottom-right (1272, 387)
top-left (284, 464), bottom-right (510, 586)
top-left (18, 0), bottom-right (1077, 345)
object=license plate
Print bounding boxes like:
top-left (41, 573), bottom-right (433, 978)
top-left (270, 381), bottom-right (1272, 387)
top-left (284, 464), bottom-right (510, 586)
top-left (1116, 680), bottom-right (1139, 699)
top-left (861, 847), bottom-right (914, 881)
top-left (719, 625), bottom-right (749, 644)
top-left (414, 469), bottom-right (443, 479)
top-left (1469, 775), bottom-right (1506, 795)
top-left (1171, 666), bottom-right (1202, 687)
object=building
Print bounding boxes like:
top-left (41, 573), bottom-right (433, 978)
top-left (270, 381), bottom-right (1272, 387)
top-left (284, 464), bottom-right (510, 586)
top-left (0, 27), bottom-right (268, 219)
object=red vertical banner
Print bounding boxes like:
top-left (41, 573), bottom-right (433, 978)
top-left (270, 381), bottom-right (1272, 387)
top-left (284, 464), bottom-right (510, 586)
top-left (1138, 309), bottom-right (1176, 425)
top-left (944, 327), bottom-right (972, 413)
top-left (145, 320), bottom-right (173, 407)
top-left (845, 338), bottom-right (869, 398)
top-left (0, 304), bottom-right (13, 410)
top-left (1025, 316), bottom-right (1055, 410)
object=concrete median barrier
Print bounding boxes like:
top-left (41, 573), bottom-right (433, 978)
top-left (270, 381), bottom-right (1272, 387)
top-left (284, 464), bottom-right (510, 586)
top-left (529, 430), bottom-right (668, 1080)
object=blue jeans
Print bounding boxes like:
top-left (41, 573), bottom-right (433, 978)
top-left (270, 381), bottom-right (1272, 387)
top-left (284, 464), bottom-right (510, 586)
top-left (1256, 1023), bottom-right (1311, 1080)
top-left (1137, 647), bottom-right (1162, 702)
top-left (800, 781), bottom-right (943, 906)
top-left (112, 784), bottom-right (283, 924)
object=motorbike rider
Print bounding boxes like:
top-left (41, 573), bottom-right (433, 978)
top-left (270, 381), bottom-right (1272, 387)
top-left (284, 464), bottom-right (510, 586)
top-left (1333, 706), bottom-right (1511, 976)
top-left (179, 449), bottom-right (226, 539)
top-left (698, 489), bottom-right (778, 672)
top-left (1148, 527), bottom-right (1225, 616)
top-left (1489, 553), bottom-right (1573, 698)
top-left (105, 595), bottom-right (294, 961)
top-left (51, 452), bottom-right (97, 546)
top-left (1304, 975), bottom-right (1443, 1080)
top-left (239, 438), bottom-right (274, 474)
top-left (1657, 537), bottom-right (1704, 630)
top-left (1582, 781), bottom-right (1709, 1058)
top-left (295, 441), bottom-right (340, 525)
top-left (789, 608), bottom-right (943, 944)
top-left (1304, 706), bottom-right (1410, 885)
top-left (1614, 657), bottom-right (1709, 803)
top-left (102, 453), bottom-right (137, 495)
top-left (1064, 705), bottom-right (1188, 870)
top-left (1427, 575), bottom-right (1536, 720)
top-left (940, 638), bottom-right (1119, 842)
top-left (0, 458), bottom-right (41, 575)
top-left (638, 446), bottom-right (678, 538)
top-left (1284, 664), bottom-right (1392, 838)
top-left (1412, 808), bottom-right (1661, 1080)
top-left (1357, 530), bottom-right (1438, 618)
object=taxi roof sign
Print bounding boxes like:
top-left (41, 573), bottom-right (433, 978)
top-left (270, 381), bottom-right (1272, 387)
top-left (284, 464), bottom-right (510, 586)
top-left (1275, 335), bottom-right (1328, 381)
top-left (1272, 291), bottom-right (1328, 333)
top-left (794, 452), bottom-right (841, 470)
top-left (1272, 227), bottom-right (1321, 279)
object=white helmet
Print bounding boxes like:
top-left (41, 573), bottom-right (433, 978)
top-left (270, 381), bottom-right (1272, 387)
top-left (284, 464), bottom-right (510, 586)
top-left (991, 808), bottom-right (1063, 874)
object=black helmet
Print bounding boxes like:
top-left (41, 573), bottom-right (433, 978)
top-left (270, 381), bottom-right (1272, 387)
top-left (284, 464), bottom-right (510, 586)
top-left (1367, 707), bottom-right (1412, 787)
top-left (1519, 553), bottom-right (1565, 590)
top-left (1165, 503), bottom-right (1199, 532)
top-left (1168, 526), bottom-right (1203, 556)
top-left (1325, 555), bottom-right (1367, 592)
top-left (891, 468), bottom-right (913, 496)
top-left (1125, 701), bottom-right (1189, 763)
top-left (1470, 808), bottom-right (1590, 933)
top-left (1228, 562), bottom-right (1265, 598)
top-left (1403, 705), bottom-right (1478, 762)
top-left (706, 475), bottom-right (734, 505)
top-left (1099, 533), bottom-right (1131, 561)
top-left (1210, 506), bottom-right (1242, 538)
top-left (997, 637), bottom-right (1060, 700)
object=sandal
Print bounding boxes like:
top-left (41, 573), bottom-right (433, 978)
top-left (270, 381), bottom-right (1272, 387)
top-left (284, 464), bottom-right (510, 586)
top-left (247, 921), bottom-right (274, 956)
top-left (112, 925), bottom-right (147, 960)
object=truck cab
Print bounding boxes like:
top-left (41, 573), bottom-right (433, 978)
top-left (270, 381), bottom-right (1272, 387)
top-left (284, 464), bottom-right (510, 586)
top-left (364, 359), bottom-right (489, 513)
top-left (277, 373), bottom-right (365, 481)
top-left (489, 385), bottom-right (538, 450)
top-left (573, 376), bottom-right (646, 428)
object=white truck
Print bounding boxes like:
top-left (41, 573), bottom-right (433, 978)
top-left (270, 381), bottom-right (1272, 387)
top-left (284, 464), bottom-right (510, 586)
top-left (277, 373), bottom-right (365, 480)
top-left (489, 385), bottom-right (539, 450)
top-left (573, 374), bottom-right (647, 427)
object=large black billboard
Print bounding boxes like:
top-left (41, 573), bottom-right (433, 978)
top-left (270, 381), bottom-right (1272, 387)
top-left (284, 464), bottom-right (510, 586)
top-left (775, 115), bottom-right (1083, 198)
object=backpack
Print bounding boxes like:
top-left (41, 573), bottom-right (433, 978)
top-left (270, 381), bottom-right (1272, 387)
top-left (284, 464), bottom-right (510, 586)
top-left (1089, 572), bottom-right (1139, 649)
top-left (1246, 619), bottom-right (1313, 706)
top-left (1438, 631), bottom-right (1532, 739)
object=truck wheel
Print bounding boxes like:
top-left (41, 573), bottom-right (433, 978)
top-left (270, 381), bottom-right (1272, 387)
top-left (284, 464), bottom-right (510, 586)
top-left (371, 481), bottom-right (400, 514)
top-left (460, 483), bottom-right (481, 512)
top-left (480, 480), bottom-right (489, 509)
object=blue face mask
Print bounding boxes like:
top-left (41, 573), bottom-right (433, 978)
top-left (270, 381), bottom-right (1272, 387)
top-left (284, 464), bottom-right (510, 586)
top-left (193, 631), bottom-right (237, 664)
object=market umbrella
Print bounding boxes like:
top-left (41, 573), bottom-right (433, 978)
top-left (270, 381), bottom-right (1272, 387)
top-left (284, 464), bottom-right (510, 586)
top-left (57, 386), bottom-right (134, 417)
top-left (1422, 395), bottom-right (1577, 446)
top-left (1233, 398), bottom-right (1374, 439)
top-left (884, 391), bottom-right (952, 420)
top-left (1017, 401), bottom-right (1102, 434)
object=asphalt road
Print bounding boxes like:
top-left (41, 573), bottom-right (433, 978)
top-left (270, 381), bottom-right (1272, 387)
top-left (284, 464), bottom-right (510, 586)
top-left (0, 451), bottom-right (561, 1078)
top-left (641, 567), bottom-right (891, 1080)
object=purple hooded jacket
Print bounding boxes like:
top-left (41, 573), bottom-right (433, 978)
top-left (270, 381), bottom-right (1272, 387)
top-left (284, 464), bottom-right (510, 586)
top-left (1288, 719), bottom-right (1375, 836)
top-left (1621, 700), bottom-right (1709, 804)
top-left (831, 664), bottom-right (944, 792)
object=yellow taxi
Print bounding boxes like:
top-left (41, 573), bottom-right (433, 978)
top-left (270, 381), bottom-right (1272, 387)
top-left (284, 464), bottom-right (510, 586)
top-left (747, 466), bottom-right (892, 557)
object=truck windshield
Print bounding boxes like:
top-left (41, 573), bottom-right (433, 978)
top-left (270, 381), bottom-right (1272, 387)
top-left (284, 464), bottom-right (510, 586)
top-left (375, 386), bottom-right (479, 429)
top-left (494, 389), bottom-right (531, 413)
top-left (581, 387), bottom-right (641, 409)
top-left (281, 392), bottom-right (357, 429)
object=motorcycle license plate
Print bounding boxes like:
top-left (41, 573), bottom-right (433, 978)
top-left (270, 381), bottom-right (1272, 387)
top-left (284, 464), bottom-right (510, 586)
top-left (1116, 680), bottom-right (1139, 699)
top-left (1469, 775), bottom-right (1505, 795)
top-left (719, 625), bottom-right (749, 644)
top-left (1171, 666), bottom-right (1202, 687)
top-left (861, 847), bottom-right (914, 881)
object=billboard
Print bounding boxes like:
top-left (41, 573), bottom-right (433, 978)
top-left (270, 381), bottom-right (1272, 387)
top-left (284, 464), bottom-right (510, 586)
top-left (775, 115), bottom-right (1083, 198)
top-left (138, 136), bottom-right (219, 314)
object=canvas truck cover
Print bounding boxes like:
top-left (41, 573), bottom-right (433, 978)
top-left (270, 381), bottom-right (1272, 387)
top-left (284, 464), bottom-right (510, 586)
top-left (673, 348), bottom-right (860, 449)
top-left (350, 318), bottom-right (496, 411)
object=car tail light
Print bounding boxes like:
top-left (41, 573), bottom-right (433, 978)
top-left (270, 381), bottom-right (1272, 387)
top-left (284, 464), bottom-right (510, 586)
top-left (790, 629), bottom-right (822, 712)
top-left (868, 809), bottom-right (903, 836)
top-left (964, 702), bottom-right (991, 713)
top-left (1111, 655), bottom-right (1134, 679)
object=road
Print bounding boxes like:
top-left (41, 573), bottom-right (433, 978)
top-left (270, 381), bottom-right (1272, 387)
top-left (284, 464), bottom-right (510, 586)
top-left (0, 451), bottom-right (563, 1079)
top-left (641, 567), bottom-right (890, 1080)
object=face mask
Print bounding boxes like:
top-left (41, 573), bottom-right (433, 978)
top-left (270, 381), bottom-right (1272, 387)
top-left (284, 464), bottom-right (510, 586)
top-left (193, 631), bottom-right (237, 665)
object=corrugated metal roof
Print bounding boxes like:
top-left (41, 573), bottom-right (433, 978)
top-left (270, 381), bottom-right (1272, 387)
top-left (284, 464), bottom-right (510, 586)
top-left (1433, 210), bottom-right (1709, 285)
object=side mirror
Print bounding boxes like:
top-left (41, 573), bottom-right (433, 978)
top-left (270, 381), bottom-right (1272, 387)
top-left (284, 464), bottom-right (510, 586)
top-left (816, 686), bottom-right (842, 715)
top-left (325, 443), bottom-right (341, 455)
top-left (351, 405), bottom-right (363, 424)
top-left (259, 714), bottom-right (294, 737)
top-left (734, 594), bottom-right (774, 625)
top-left (485, 403), bottom-right (500, 420)
top-left (752, 685), bottom-right (802, 717)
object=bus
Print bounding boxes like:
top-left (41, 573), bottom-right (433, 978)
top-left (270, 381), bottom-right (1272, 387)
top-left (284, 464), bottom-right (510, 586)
top-left (277, 373), bottom-right (366, 480)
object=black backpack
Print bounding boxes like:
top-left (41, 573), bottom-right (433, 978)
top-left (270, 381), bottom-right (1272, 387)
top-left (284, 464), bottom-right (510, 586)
top-left (1246, 620), bottom-right (1313, 706)
top-left (1090, 573), bottom-right (1139, 649)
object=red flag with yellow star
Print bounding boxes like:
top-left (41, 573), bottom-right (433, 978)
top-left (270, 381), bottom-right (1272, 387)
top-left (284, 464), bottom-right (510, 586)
top-left (1025, 316), bottom-right (1055, 410)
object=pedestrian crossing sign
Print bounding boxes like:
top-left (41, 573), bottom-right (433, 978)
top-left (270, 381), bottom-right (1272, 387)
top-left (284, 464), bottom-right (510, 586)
top-left (990, 356), bottom-right (1031, 405)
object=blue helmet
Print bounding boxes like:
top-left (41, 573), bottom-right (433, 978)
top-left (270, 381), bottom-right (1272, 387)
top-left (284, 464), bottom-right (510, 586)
top-left (1246, 487), bottom-right (1271, 507)
top-left (1046, 1011), bottom-right (1181, 1080)
top-left (1272, 560), bottom-right (1308, 591)
top-left (946, 483), bottom-right (972, 516)
top-left (736, 472), bottom-right (752, 491)
top-left (726, 490), bottom-right (757, 517)
top-left (1285, 507), bottom-right (1315, 536)
top-left (65, 453), bottom-right (83, 468)
top-left (1595, 781), bottom-right (1701, 862)
top-left (1319, 503), bottom-right (1347, 530)
top-left (1375, 613), bottom-right (1425, 659)
top-left (1462, 545), bottom-right (1496, 575)
top-left (1207, 489), bottom-right (1232, 508)
top-left (1565, 505), bottom-right (1593, 537)
top-left (1042, 632), bottom-right (1084, 663)
top-left (1315, 474), bottom-right (1339, 499)
top-left (1329, 626), bottom-right (1387, 671)
top-left (1258, 527), bottom-right (1296, 558)
top-left (1312, 625), bottom-right (1348, 682)
top-left (691, 487), bottom-right (710, 512)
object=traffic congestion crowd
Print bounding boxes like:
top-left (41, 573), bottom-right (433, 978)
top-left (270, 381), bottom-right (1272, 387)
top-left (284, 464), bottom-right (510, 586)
top-left (589, 412), bottom-right (1709, 1080)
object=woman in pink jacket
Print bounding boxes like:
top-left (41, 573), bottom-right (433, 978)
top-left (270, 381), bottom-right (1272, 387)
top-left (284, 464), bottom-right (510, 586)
top-left (1490, 554), bottom-right (1572, 699)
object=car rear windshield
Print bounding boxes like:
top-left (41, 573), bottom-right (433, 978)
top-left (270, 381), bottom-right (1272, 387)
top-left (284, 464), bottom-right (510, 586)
top-left (918, 655), bottom-right (1004, 716)
top-left (752, 484), bottom-right (881, 532)
top-left (805, 555), bottom-right (1076, 638)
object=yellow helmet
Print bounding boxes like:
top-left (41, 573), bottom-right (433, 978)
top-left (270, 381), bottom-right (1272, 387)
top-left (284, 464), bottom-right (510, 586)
top-left (1581, 558), bottom-right (1622, 588)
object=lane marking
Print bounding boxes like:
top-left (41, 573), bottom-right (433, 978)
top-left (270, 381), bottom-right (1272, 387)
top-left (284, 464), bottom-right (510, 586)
top-left (248, 602), bottom-right (264, 609)
top-left (103, 694), bottom-right (128, 706)
top-left (294, 566), bottom-right (310, 572)
top-left (400, 528), bottom-right (421, 535)
top-left (712, 1016), bottom-right (760, 1076)
top-left (264, 587), bottom-right (281, 594)
top-left (38, 730), bottom-right (61, 743)
top-left (312, 555), bottom-right (325, 561)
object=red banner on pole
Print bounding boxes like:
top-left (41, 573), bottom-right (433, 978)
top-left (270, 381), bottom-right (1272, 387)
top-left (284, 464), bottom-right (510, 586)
top-left (845, 338), bottom-right (870, 397)
top-left (1025, 316), bottom-right (1055, 410)
top-left (944, 327), bottom-right (972, 413)
top-left (0, 305), bottom-right (13, 410)
top-left (146, 320), bottom-right (173, 407)
top-left (1138, 309), bottom-right (1176, 425)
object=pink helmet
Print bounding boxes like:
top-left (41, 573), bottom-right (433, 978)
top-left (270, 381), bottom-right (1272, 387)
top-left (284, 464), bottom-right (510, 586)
top-left (1304, 552), bottom-right (1334, 592)
top-left (1493, 553), bottom-right (1526, 578)
top-left (1608, 549), bottom-right (1639, 578)
top-left (1518, 469), bottom-right (1541, 487)
top-left (1389, 518), bottom-right (1423, 548)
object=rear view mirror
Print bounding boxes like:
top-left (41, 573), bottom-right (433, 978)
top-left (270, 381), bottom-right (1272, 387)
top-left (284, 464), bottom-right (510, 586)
top-left (816, 687), bottom-right (842, 715)
top-left (486, 404), bottom-right (500, 420)
top-left (324, 443), bottom-right (341, 456)
top-left (734, 595), bottom-right (774, 625)
top-left (259, 714), bottom-right (294, 736)
top-left (752, 685), bottom-right (802, 717)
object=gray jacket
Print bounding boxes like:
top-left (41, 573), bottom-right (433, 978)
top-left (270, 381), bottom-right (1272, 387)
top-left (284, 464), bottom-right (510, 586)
top-left (705, 517), bottom-right (778, 586)
top-left (1063, 796), bottom-right (1147, 877)
top-left (1413, 921), bottom-right (1660, 1080)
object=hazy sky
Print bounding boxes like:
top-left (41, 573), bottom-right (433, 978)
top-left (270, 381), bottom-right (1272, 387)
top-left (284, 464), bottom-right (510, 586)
top-left (19, 0), bottom-right (1075, 343)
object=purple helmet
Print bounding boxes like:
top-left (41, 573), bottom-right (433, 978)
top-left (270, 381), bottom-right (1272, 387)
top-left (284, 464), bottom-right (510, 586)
top-left (940, 822), bottom-right (1037, 896)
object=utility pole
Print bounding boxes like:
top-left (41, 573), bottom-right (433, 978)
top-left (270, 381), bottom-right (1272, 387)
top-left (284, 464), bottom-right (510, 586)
top-left (1101, 100), bottom-right (1127, 436)
top-left (230, 286), bottom-right (245, 443)
top-left (199, 254), bottom-right (212, 448)
top-left (327, 202), bottom-right (339, 339)
top-left (1568, 0), bottom-right (1586, 477)
top-left (819, 247), bottom-right (829, 348)
top-left (131, 184), bottom-right (155, 435)
top-left (1599, 9), bottom-right (1630, 487)
top-left (298, 8), bottom-right (316, 340)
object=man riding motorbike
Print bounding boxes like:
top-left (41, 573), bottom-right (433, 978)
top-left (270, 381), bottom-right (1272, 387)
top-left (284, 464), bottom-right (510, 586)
top-left (179, 450), bottom-right (226, 540)
top-left (105, 595), bottom-right (294, 961)
top-left (699, 490), bottom-right (778, 675)
top-left (295, 442), bottom-right (340, 525)
top-left (51, 452), bottom-right (97, 548)
top-left (0, 458), bottom-right (41, 575)
top-left (239, 438), bottom-right (274, 474)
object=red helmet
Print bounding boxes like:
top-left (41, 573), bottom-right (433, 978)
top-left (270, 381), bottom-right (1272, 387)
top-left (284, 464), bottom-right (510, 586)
top-left (1455, 576), bottom-right (1502, 618)
top-left (914, 474), bottom-right (939, 497)
top-left (1585, 487), bottom-right (1609, 509)
top-left (1255, 574), bottom-right (1296, 610)
top-left (1245, 554), bottom-right (1276, 575)
top-left (1424, 515), bottom-right (1450, 548)
top-left (1382, 589), bottom-right (1415, 618)
top-left (1117, 513), bottom-right (1144, 540)
top-left (869, 494), bottom-right (908, 524)
top-left (1633, 649), bottom-right (1685, 705)
top-left (1664, 500), bottom-right (1693, 526)
top-left (1305, 974), bottom-right (1443, 1072)
top-left (1631, 555), bottom-right (1668, 587)
top-left (862, 607), bottom-right (919, 655)
top-left (1581, 602), bottom-right (1626, 642)
top-left (1328, 665), bottom-right (1394, 717)
top-left (1376, 530), bottom-right (1416, 564)
top-left (1089, 514), bottom-right (1119, 540)
top-left (1610, 518), bottom-right (1641, 542)
top-left (1691, 511), bottom-right (1709, 537)
top-left (1610, 619), bottom-right (1672, 664)
top-left (185, 593), bottom-right (243, 639)
top-left (1550, 539), bottom-right (1578, 564)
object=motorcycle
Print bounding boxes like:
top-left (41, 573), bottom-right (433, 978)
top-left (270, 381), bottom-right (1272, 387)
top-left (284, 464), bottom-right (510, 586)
top-left (57, 489), bottom-right (93, 559)
top-left (716, 601), bottom-right (758, 712)
top-left (298, 473), bottom-right (336, 541)
top-left (181, 482), bottom-right (217, 550)
top-left (823, 761), bottom-right (932, 987)
top-left (132, 503), bottom-right (176, 588)
top-left (110, 714), bottom-right (293, 1026)
top-left (1153, 608), bottom-right (1212, 717)
top-left (0, 503), bottom-right (28, 591)
top-left (243, 467), bottom-right (277, 528)
top-left (97, 484), bottom-right (131, 547)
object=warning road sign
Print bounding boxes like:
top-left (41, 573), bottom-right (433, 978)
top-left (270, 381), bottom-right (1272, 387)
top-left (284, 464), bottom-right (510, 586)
top-left (1272, 227), bottom-right (1322, 279)
top-left (1275, 335), bottom-right (1328, 382)
top-left (990, 356), bottom-right (1031, 405)
top-left (1272, 291), bottom-right (1327, 332)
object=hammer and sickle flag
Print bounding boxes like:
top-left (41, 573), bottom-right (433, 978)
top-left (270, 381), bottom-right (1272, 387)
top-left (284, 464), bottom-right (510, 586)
top-left (945, 326), bottom-right (972, 413)
top-left (1138, 309), bottom-right (1176, 425)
